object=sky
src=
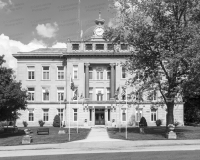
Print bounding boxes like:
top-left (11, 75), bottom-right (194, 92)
top-left (0, 0), bottom-right (115, 69)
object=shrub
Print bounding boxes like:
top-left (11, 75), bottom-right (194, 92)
top-left (174, 121), bottom-right (180, 127)
top-left (139, 117), bottom-right (147, 127)
top-left (22, 121), bottom-right (28, 127)
top-left (38, 120), bottom-right (45, 127)
top-left (53, 115), bottom-right (61, 127)
top-left (156, 119), bottom-right (162, 126)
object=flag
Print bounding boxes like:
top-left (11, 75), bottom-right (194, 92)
top-left (70, 77), bottom-right (75, 91)
top-left (114, 86), bottom-right (120, 100)
top-left (73, 88), bottom-right (78, 100)
top-left (121, 87), bottom-right (126, 100)
top-left (80, 93), bottom-right (84, 99)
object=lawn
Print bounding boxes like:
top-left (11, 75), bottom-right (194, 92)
top-left (0, 127), bottom-right (91, 146)
top-left (107, 126), bottom-right (200, 140)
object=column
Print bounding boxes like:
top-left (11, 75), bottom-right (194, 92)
top-left (85, 63), bottom-right (90, 100)
top-left (110, 63), bottom-right (115, 100)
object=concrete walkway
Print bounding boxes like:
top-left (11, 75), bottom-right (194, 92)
top-left (73, 126), bottom-right (123, 142)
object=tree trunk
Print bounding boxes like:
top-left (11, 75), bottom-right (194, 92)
top-left (166, 101), bottom-right (174, 127)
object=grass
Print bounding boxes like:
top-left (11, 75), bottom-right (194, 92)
top-left (0, 127), bottom-right (91, 146)
top-left (107, 126), bottom-right (200, 140)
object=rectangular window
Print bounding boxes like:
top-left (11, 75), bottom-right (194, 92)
top-left (136, 109), bottom-right (143, 122)
top-left (89, 109), bottom-right (92, 121)
top-left (151, 109), bottom-right (157, 121)
top-left (73, 65), bottom-right (78, 79)
top-left (74, 109), bottom-right (78, 121)
top-left (122, 67), bottom-right (127, 79)
top-left (107, 44), bottom-right (114, 50)
top-left (97, 72), bottom-right (103, 80)
top-left (96, 44), bottom-right (104, 50)
top-left (89, 87), bottom-right (93, 100)
top-left (121, 44), bottom-right (128, 50)
top-left (108, 109), bottom-right (110, 121)
top-left (107, 71), bottom-right (111, 79)
top-left (42, 88), bottom-right (49, 101)
top-left (107, 88), bottom-right (110, 100)
top-left (57, 66), bottom-right (64, 80)
top-left (97, 91), bottom-right (103, 101)
top-left (57, 87), bottom-right (64, 101)
top-left (136, 72), bottom-right (143, 80)
top-left (72, 44), bottom-right (79, 50)
top-left (42, 66), bottom-right (50, 80)
top-left (122, 109), bottom-right (126, 121)
top-left (28, 109), bottom-right (34, 121)
top-left (85, 44), bottom-right (92, 50)
top-left (58, 108), bottom-right (64, 121)
top-left (43, 109), bottom-right (49, 121)
top-left (27, 66), bottom-right (35, 80)
top-left (27, 88), bottom-right (35, 101)
top-left (147, 90), bottom-right (157, 101)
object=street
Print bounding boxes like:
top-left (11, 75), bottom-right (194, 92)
top-left (1, 150), bottom-right (200, 160)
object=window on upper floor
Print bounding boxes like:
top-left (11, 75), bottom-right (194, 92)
top-left (27, 66), bottom-right (35, 80)
top-left (97, 71), bottom-right (103, 80)
top-left (89, 67), bottom-right (93, 79)
top-left (27, 87), bottom-right (35, 101)
top-left (89, 87), bottom-right (93, 100)
top-left (121, 67), bottom-right (127, 79)
top-left (42, 66), bottom-right (50, 80)
top-left (42, 87), bottom-right (50, 101)
top-left (147, 90), bottom-right (157, 101)
top-left (85, 44), bottom-right (93, 50)
top-left (121, 44), bottom-right (128, 50)
top-left (107, 67), bottom-right (111, 79)
top-left (72, 44), bottom-right (79, 50)
top-left (72, 87), bottom-right (78, 101)
top-left (95, 44), bottom-right (104, 50)
top-left (57, 87), bottom-right (64, 101)
top-left (107, 88), bottom-right (110, 100)
top-left (57, 66), bottom-right (64, 80)
top-left (73, 65), bottom-right (78, 79)
top-left (107, 44), bottom-right (114, 50)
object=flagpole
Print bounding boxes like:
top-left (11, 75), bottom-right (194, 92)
top-left (119, 85), bottom-right (121, 133)
top-left (126, 87), bottom-right (128, 139)
top-left (69, 74), bottom-right (71, 141)
top-left (77, 93), bottom-right (78, 134)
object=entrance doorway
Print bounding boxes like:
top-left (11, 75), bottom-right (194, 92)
top-left (95, 109), bottom-right (105, 125)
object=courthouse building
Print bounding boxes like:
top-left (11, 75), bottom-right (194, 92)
top-left (13, 15), bottom-right (184, 127)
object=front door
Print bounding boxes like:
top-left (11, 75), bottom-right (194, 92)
top-left (95, 109), bottom-right (105, 125)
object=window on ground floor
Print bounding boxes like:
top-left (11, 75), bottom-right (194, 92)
top-left (28, 109), bottom-right (34, 121)
top-left (73, 109), bottom-right (78, 121)
top-left (43, 109), bottom-right (49, 121)
top-left (151, 109), bottom-right (157, 121)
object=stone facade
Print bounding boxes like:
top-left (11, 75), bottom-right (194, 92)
top-left (13, 15), bottom-right (184, 127)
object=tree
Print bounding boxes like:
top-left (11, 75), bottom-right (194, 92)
top-left (104, 0), bottom-right (200, 126)
top-left (53, 115), bottom-right (61, 127)
top-left (0, 55), bottom-right (27, 122)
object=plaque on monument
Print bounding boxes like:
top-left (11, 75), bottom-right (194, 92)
top-left (22, 135), bottom-right (33, 145)
top-left (167, 131), bottom-right (177, 139)
top-left (58, 130), bottom-right (66, 134)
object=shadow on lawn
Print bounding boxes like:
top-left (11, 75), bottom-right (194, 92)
top-left (0, 129), bottom-right (25, 138)
top-left (107, 126), bottom-right (196, 139)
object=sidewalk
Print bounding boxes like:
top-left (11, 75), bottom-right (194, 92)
top-left (73, 126), bottom-right (123, 142)
top-left (0, 127), bottom-right (200, 157)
